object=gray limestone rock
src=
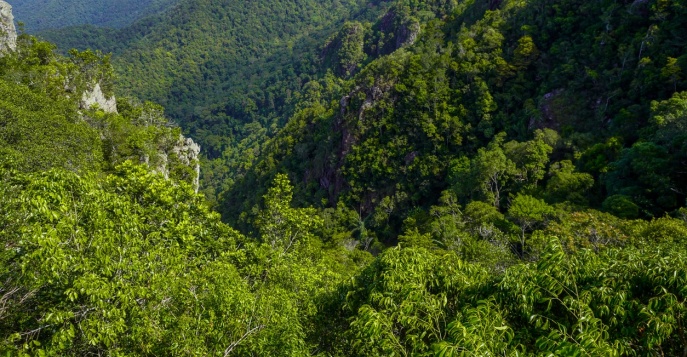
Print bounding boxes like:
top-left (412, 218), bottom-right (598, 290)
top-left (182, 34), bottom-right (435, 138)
top-left (0, 0), bottom-right (16, 52)
top-left (172, 135), bottom-right (201, 192)
top-left (146, 134), bottom-right (201, 192)
top-left (81, 82), bottom-right (118, 113)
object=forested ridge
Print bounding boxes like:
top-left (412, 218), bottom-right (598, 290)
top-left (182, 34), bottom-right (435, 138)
top-left (12, 0), bottom-right (180, 31)
top-left (3, 0), bottom-right (687, 355)
top-left (38, 0), bottom-right (392, 173)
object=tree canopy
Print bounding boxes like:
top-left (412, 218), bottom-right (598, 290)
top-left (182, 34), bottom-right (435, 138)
top-left (3, 0), bottom-right (687, 354)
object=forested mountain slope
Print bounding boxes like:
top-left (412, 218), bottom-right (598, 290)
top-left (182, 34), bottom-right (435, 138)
top-left (12, 0), bottom-right (180, 31)
top-left (5, 0), bottom-right (687, 355)
top-left (0, 26), bottom-right (201, 188)
top-left (40, 0), bottom-right (390, 149)
top-left (220, 0), bottom-right (687, 245)
top-left (1, 19), bottom-right (363, 355)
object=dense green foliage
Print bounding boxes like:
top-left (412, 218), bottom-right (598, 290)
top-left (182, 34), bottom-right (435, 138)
top-left (5, 161), bottom-right (687, 354)
top-left (39, 0), bottom-right (392, 184)
top-left (219, 0), bottom-right (687, 245)
top-left (0, 32), bottom-right (200, 186)
top-left (13, 0), bottom-right (179, 31)
top-left (0, 162), bottom-right (364, 355)
top-left (4, 0), bottom-right (687, 354)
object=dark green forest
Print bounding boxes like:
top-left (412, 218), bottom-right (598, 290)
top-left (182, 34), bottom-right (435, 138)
top-left (37, 0), bottom-right (396, 207)
top-left (3, 0), bottom-right (687, 355)
top-left (12, 0), bottom-right (180, 31)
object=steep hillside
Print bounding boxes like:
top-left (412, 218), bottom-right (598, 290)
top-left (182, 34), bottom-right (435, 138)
top-left (6, 1), bottom-right (687, 355)
top-left (12, 0), bottom-right (179, 31)
top-left (220, 0), bottom-right (687, 244)
top-left (0, 28), bottom-right (201, 188)
top-left (1, 8), bottom-right (361, 355)
top-left (38, 0), bottom-right (395, 202)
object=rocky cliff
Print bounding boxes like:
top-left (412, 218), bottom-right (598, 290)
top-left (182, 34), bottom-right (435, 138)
top-left (0, 0), bottom-right (16, 52)
top-left (172, 135), bottom-right (201, 192)
top-left (144, 134), bottom-right (201, 193)
top-left (80, 82), bottom-right (118, 113)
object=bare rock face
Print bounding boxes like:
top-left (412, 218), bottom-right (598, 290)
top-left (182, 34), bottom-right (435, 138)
top-left (147, 134), bottom-right (201, 193)
top-left (395, 20), bottom-right (419, 49)
top-left (80, 83), bottom-right (118, 113)
top-left (172, 135), bottom-right (201, 192)
top-left (0, 0), bottom-right (16, 52)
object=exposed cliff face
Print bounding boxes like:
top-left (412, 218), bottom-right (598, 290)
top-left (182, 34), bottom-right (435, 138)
top-left (171, 135), bottom-right (201, 192)
top-left (378, 9), bottom-right (420, 54)
top-left (146, 134), bottom-right (201, 193)
top-left (80, 82), bottom-right (118, 113)
top-left (0, 0), bottom-right (17, 52)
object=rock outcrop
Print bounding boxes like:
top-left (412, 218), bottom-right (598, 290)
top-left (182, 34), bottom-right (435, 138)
top-left (146, 135), bottom-right (201, 193)
top-left (378, 9), bottom-right (420, 55)
top-left (80, 82), bottom-right (118, 114)
top-left (0, 0), bottom-right (16, 52)
top-left (172, 135), bottom-right (201, 192)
